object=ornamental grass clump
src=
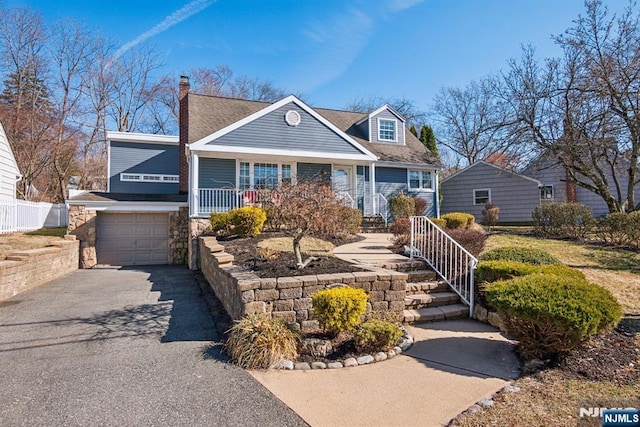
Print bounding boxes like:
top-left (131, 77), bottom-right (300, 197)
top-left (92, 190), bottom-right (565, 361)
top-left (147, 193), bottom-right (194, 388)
top-left (225, 313), bottom-right (298, 369)
top-left (485, 274), bottom-right (622, 359)
top-left (311, 287), bottom-right (368, 335)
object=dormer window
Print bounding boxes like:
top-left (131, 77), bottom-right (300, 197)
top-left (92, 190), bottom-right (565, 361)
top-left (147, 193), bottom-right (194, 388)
top-left (378, 119), bottom-right (397, 142)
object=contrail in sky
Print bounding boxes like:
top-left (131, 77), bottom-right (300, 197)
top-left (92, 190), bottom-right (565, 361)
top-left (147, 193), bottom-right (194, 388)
top-left (113, 0), bottom-right (217, 59)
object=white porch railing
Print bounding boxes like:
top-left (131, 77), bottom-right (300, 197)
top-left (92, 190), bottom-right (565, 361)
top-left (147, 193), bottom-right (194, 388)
top-left (373, 193), bottom-right (388, 225)
top-left (0, 199), bottom-right (68, 234)
top-left (198, 189), bottom-right (242, 215)
top-left (338, 191), bottom-right (355, 208)
top-left (409, 216), bottom-right (477, 316)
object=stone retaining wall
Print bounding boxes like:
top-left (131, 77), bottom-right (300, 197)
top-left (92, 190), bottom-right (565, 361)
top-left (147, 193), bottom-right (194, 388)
top-left (0, 236), bottom-right (79, 300)
top-left (199, 236), bottom-right (408, 330)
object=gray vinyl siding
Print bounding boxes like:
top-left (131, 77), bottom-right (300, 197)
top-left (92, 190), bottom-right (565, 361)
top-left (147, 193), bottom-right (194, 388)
top-left (297, 163), bottom-right (331, 181)
top-left (376, 166), bottom-right (437, 218)
top-left (208, 102), bottom-right (365, 156)
top-left (441, 162), bottom-right (540, 223)
top-left (199, 158), bottom-right (236, 189)
top-left (109, 141), bottom-right (179, 194)
top-left (370, 109), bottom-right (405, 145)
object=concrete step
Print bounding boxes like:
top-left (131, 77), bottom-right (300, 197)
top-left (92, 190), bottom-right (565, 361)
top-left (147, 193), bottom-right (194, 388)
top-left (359, 226), bottom-right (389, 233)
top-left (404, 291), bottom-right (461, 309)
top-left (405, 281), bottom-right (449, 295)
top-left (403, 304), bottom-right (469, 324)
top-left (393, 260), bottom-right (429, 272)
top-left (407, 269), bottom-right (438, 283)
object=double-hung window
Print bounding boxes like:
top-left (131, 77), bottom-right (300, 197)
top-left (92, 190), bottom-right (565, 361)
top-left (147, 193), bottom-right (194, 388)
top-left (239, 162), bottom-right (292, 189)
top-left (408, 170), bottom-right (432, 190)
top-left (378, 119), bottom-right (397, 142)
top-left (540, 185), bottom-right (554, 201)
top-left (474, 189), bottom-right (491, 205)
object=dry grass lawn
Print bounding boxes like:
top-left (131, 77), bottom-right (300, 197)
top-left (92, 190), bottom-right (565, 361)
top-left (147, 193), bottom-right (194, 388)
top-left (0, 228), bottom-right (67, 260)
top-left (454, 231), bottom-right (640, 426)
top-left (257, 236), bottom-right (334, 256)
top-left (484, 233), bottom-right (640, 314)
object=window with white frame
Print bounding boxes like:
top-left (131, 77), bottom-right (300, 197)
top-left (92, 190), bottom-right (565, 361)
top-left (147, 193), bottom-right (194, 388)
top-left (540, 185), bottom-right (554, 201)
top-left (408, 170), bottom-right (432, 190)
top-left (120, 173), bottom-right (179, 183)
top-left (239, 161), bottom-right (292, 190)
top-left (474, 189), bottom-right (491, 205)
top-left (378, 119), bottom-right (397, 142)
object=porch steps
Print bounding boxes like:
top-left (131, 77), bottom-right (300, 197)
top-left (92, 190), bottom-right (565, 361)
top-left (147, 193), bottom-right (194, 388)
top-left (360, 216), bottom-right (388, 233)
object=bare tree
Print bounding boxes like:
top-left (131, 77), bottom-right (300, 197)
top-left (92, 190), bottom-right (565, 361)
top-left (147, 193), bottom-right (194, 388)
top-left (499, 1), bottom-right (640, 212)
top-left (346, 95), bottom-right (427, 128)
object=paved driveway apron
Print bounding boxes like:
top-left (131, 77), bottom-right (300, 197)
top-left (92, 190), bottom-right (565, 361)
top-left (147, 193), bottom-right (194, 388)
top-left (0, 266), bottom-right (307, 427)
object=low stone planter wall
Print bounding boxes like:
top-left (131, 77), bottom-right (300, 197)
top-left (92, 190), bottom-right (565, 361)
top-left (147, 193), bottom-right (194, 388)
top-left (0, 236), bottom-right (79, 300)
top-left (473, 303), bottom-right (507, 332)
top-left (199, 236), bottom-right (408, 331)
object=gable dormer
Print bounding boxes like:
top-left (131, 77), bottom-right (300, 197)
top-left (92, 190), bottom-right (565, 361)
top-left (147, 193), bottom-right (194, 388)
top-left (356, 104), bottom-right (406, 145)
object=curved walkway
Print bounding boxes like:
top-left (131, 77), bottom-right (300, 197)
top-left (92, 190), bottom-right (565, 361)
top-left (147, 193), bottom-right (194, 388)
top-left (251, 233), bottom-right (521, 426)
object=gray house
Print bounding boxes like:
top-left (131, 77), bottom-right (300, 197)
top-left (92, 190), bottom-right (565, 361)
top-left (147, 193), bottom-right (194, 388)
top-left (441, 161), bottom-right (541, 223)
top-left (68, 77), bottom-right (441, 268)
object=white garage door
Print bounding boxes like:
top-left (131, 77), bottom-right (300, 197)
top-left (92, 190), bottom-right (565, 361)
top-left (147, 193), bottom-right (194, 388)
top-left (97, 212), bottom-right (169, 266)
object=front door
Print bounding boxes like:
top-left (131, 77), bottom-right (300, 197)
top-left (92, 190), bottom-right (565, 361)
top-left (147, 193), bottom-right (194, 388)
top-left (333, 165), bottom-right (354, 207)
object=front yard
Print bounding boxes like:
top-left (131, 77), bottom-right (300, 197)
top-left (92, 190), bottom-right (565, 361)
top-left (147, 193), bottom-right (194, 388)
top-left (451, 229), bottom-right (640, 426)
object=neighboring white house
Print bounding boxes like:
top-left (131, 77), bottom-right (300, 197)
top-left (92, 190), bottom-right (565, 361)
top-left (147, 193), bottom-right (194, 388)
top-left (0, 121), bottom-right (21, 200)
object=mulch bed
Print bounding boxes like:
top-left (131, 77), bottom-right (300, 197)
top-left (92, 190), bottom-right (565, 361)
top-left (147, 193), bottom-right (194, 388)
top-left (218, 232), bottom-right (365, 278)
top-left (555, 319), bottom-right (639, 384)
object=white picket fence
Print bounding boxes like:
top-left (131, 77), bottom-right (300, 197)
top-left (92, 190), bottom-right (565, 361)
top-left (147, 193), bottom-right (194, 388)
top-left (0, 199), bottom-right (68, 234)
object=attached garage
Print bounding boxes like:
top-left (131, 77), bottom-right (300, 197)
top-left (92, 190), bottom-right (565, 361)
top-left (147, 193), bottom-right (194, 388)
top-left (97, 212), bottom-right (169, 266)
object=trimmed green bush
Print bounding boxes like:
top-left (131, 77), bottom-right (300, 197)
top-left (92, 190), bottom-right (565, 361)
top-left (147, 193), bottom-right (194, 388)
top-left (532, 203), bottom-right (595, 239)
top-left (389, 192), bottom-right (416, 221)
top-left (210, 206), bottom-right (266, 237)
top-left (312, 287), bottom-right (369, 335)
top-left (429, 217), bottom-right (447, 228)
top-left (476, 260), bottom-right (586, 283)
top-left (441, 212), bottom-right (475, 229)
top-left (596, 211), bottom-right (640, 249)
top-left (354, 319), bottom-right (403, 352)
top-left (225, 313), bottom-right (299, 369)
top-left (485, 274), bottom-right (622, 358)
top-left (480, 246), bottom-right (560, 265)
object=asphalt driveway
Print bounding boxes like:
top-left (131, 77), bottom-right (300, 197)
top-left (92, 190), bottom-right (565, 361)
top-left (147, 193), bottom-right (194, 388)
top-left (0, 266), bottom-right (307, 426)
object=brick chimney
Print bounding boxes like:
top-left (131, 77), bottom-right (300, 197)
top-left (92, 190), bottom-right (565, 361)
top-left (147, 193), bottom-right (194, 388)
top-left (179, 75), bottom-right (190, 194)
top-left (565, 169), bottom-right (577, 203)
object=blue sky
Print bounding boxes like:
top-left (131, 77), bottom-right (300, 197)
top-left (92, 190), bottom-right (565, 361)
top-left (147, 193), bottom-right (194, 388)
top-left (4, 0), bottom-right (630, 111)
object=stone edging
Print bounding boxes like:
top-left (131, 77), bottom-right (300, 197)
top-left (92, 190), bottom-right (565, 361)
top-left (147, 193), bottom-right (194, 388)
top-left (271, 328), bottom-right (414, 370)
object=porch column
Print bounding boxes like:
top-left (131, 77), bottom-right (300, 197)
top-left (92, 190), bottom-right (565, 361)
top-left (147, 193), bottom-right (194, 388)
top-left (370, 162), bottom-right (377, 214)
top-left (434, 170), bottom-right (441, 218)
top-left (190, 152), bottom-right (199, 217)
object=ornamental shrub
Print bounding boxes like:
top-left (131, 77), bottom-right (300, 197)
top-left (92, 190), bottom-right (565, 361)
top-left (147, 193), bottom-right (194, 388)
top-left (210, 211), bottom-right (233, 235)
top-left (225, 313), bottom-right (299, 369)
top-left (479, 246), bottom-right (560, 265)
top-left (354, 319), bottom-right (403, 352)
top-left (595, 211), bottom-right (640, 249)
top-left (413, 197), bottom-right (427, 216)
top-left (445, 228), bottom-right (487, 257)
top-left (389, 192), bottom-right (416, 221)
top-left (441, 212), bottom-right (475, 229)
top-left (476, 260), bottom-right (585, 283)
top-left (232, 206), bottom-right (267, 236)
top-left (390, 218), bottom-right (411, 247)
top-left (481, 202), bottom-right (499, 230)
top-left (485, 274), bottom-right (622, 359)
top-left (339, 206), bottom-right (363, 234)
top-left (429, 218), bottom-right (447, 228)
top-left (532, 203), bottom-right (595, 239)
top-left (311, 287), bottom-right (369, 335)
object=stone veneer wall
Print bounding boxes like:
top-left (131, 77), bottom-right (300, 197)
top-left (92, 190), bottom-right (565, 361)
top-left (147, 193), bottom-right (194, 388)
top-left (199, 237), bottom-right (408, 330)
top-left (67, 205), bottom-right (97, 268)
top-left (189, 217), bottom-right (211, 269)
top-left (169, 207), bottom-right (189, 264)
top-left (0, 236), bottom-right (79, 300)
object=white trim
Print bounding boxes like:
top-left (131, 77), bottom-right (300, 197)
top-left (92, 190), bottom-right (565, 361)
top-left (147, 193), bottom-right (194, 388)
top-left (235, 160), bottom-right (295, 190)
top-left (285, 110), bottom-right (301, 126)
top-left (66, 201), bottom-right (187, 212)
top-left (434, 170), bottom-right (441, 217)
top-left (107, 131), bottom-right (179, 145)
top-left (443, 160), bottom-right (542, 185)
top-left (191, 152), bottom-right (199, 216)
top-left (190, 144), bottom-right (375, 162)
top-left (106, 141), bottom-right (111, 192)
top-left (377, 118), bottom-right (398, 142)
top-left (355, 104), bottom-right (406, 126)
top-left (473, 188), bottom-right (491, 205)
top-left (540, 184), bottom-right (554, 201)
top-left (188, 95), bottom-right (378, 161)
top-left (119, 173), bottom-right (179, 183)
top-left (407, 169), bottom-right (434, 192)
top-left (376, 160), bottom-right (442, 171)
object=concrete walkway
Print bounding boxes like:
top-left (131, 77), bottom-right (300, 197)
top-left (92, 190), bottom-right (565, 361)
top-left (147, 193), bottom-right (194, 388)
top-left (334, 233), bottom-right (409, 265)
top-left (251, 234), bottom-right (522, 426)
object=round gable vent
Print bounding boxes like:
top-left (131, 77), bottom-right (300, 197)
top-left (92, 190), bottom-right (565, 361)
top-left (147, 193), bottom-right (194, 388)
top-left (285, 110), bottom-right (301, 126)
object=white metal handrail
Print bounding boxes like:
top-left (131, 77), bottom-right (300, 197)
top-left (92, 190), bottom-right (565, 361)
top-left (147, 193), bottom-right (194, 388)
top-left (409, 216), bottom-right (477, 316)
top-left (374, 193), bottom-right (388, 225)
top-left (337, 191), bottom-right (355, 209)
